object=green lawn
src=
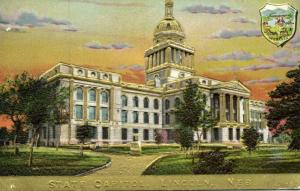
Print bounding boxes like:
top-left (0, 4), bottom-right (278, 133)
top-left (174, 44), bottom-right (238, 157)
top-left (97, 145), bottom-right (181, 155)
top-left (0, 147), bottom-right (110, 176)
top-left (143, 148), bottom-right (300, 175)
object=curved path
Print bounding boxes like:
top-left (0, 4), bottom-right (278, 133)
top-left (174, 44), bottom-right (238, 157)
top-left (89, 153), bottom-right (161, 176)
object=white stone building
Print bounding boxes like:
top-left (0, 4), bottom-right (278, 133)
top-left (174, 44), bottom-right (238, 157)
top-left (38, 0), bottom-right (269, 146)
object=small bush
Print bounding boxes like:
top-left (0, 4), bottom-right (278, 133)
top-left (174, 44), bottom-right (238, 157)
top-left (193, 150), bottom-right (234, 174)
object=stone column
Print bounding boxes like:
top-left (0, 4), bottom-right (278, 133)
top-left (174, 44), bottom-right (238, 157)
top-left (83, 86), bottom-right (88, 120)
top-left (160, 50), bottom-right (164, 65)
top-left (145, 56), bottom-right (149, 69)
top-left (182, 51), bottom-right (186, 66)
top-left (220, 93), bottom-right (226, 122)
top-left (109, 87), bottom-right (114, 122)
top-left (69, 80), bottom-right (74, 120)
top-left (149, 55), bottom-right (153, 69)
top-left (237, 96), bottom-right (241, 123)
top-left (166, 47), bottom-right (171, 63)
top-left (244, 98), bottom-right (250, 124)
top-left (96, 88), bottom-right (100, 121)
top-left (191, 53), bottom-right (194, 69)
top-left (230, 95), bottom-right (234, 122)
top-left (157, 51), bottom-right (161, 66)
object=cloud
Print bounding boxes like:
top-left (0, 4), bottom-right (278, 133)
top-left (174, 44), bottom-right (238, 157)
top-left (207, 51), bottom-right (257, 61)
top-left (85, 42), bottom-right (132, 50)
top-left (14, 12), bottom-right (71, 27)
top-left (63, 26), bottom-right (78, 32)
top-left (212, 29), bottom-right (261, 39)
top-left (231, 17), bottom-right (256, 24)
top-left (116, 64), bottom-right (144, 72)
top-left (245, 77), bottom-right (280, 84)
top-left (0, 11), bottom-right (74, 32)
top-left (183, 4), bottom-right (241, 14)
top-left (0, 24), bottom-right (26, 32)
top-left (65, 0), bottom-right (145, 7)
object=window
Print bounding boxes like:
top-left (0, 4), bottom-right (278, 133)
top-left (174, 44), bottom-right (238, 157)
top-left (103, 74), bottom-right (108, 80)
top-left (213, 128), bottom-right (219, 141)
top-left (154, 113), bottom-right (159, 124)
top-left (144, 112), bottom-right (149, 124)
top-left (88, 106), bottom-right (96, 120)
top-left (76, 87), bottom-right (83, 101)
top-left (89, 89), bottom-right (96, 102)
top-left (101, 107), bottom-right (109, 121)
top-left (225, 94), bottom-right (230, 121)
top-left (121, 110), bottom-right (128, 123)
top-left (77, 69), bottom-right (83, 75)
top-left (121, 128), bottom-right (127, 140)
top-left (133, 129), bottom-right (139, 141)
top-left (236, 128), bottom-right (240, 140)
top-left (144, 97), bottom-right (149, 108)
top-left (102, 127), bottom-right (109, 139)
top-left (52, 126), bottom-right (56, 139)
top-left (154, 75), bottom-right (161, 88)
top-left (133, 111), bottom-right (139, 123)
top-left (133, 96), bottom-right (139, 107)
top-left (91, 72), bottom-right (96, 77)
top-left (91, 126), bottom-right (97, 139)
top-left (165, 113), bottom-right (170, 124)
top-left (154, 99), bottom-right (159, 109)
top-left (228, 128), bottom-right (233, 141)
top-left (165, 99), bottom-right (170, 110)
top-left (143, 129), bottom-right (149, 140)
top-left (121, 95), bottom-right (128, 107)
top-left (174, 97), bottom-right (181, 108)
top-left (75, 105), bottom-right (83, 119)
top-left (101, 91), bottom-right (109, 104)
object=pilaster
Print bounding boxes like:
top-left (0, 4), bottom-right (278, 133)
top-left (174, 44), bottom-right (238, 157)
top-left (237, 96), bottom-right (241, 123)
top-left (230, 95), bottom-right (234, 122)
top-left (220, 93), bottom-right (226, 122)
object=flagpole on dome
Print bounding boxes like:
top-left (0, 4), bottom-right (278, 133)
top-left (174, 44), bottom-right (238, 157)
top-left (165, 0), bottom-right (174, 19)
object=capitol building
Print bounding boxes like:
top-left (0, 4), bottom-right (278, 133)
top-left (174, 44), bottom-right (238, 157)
top-left (39, 0), bottom-right (269, 146)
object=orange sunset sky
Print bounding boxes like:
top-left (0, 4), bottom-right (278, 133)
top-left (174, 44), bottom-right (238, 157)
top-left (0, 0), bottom-right (299, 127)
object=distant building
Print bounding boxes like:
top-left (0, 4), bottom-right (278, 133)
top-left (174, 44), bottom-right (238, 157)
top-left (38, 0), bottom-right (269, 146)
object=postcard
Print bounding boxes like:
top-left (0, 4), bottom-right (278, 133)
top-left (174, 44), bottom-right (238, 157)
top-left (0, 0), bottom-right (299, 190)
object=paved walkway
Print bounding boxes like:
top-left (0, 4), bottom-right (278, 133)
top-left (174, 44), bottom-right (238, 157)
top-left (89, 154), bottom-right (161, 176)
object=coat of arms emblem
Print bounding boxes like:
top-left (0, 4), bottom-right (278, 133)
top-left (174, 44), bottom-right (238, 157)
top-left (260, 3), bottom-right (298, 46)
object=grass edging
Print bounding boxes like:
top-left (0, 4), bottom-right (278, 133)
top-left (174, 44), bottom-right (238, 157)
top-left (142, 154), bottom-right (177, 175)
top-left (75, 159), bottom-right (112, 176)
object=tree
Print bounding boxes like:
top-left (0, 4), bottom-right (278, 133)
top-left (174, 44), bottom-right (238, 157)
top-left (154, 130), bottom-right (163, 148)
top-left (266, 65), bottom-right (300, 150)
top-left (242, 128), bottom-right (260, 154)
top-left (19, 77), bottom-right (68, 166)
top-left (174, 80), bottom-right (216, 147)
top-left (177, 126), bottom-right (194, 150)
top-left (0, 73), bottom-right (29, 155)
top-left (0, 127), bottom-right (9, 148)
top-left (76, 123), bottom-right (94, 157)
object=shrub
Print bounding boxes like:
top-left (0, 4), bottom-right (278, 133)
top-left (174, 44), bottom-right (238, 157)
top-left (193, 150), bottom-right (234, 174)
top-left (242, 128), bottom-right (260, 153)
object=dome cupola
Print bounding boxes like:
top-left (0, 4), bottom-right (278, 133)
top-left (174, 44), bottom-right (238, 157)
top-left (153, 0), bottom-right (185, 44)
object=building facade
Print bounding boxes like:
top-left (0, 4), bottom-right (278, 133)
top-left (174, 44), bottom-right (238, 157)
top-left (38, 0), bottom-right (269, 146)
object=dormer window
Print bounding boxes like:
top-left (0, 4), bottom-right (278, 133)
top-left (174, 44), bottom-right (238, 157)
top-left (77, 69), bottom-right (83, 76)
top-left (103, 74), bottom-right (109, 80)
top-left (179, 73), bottom-right (185, 78)
top-left (91, 72), bottom-right (96, 77)
top-left (202, 80), bottom-right (207, 84)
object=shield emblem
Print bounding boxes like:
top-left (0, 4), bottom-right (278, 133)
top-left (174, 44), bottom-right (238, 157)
top-left (260, 3), bottom-right (298, 47)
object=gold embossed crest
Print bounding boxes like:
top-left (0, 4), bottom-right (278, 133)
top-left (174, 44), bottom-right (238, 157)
top-left (260, 3), bottom-right (298, 46)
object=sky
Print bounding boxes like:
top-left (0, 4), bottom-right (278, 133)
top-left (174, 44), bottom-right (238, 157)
top-left (0, 0), bottom-right (299, 104)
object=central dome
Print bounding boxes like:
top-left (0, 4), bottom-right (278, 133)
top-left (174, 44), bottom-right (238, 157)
top-left (154, 18), bottom-right (184, 34)
top-left (153, 0), bottom-right (185, 44)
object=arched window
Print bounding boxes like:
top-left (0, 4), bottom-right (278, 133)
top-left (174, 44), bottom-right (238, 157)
top-left (101, 91), bottom-right (109, 104)
top-left (76, 87), bottom-right (83, 101)
top-left (89, 89), bottom-right (96, 102)
top-left (121, 95), bottom-right (128, 107)
top-left (165, 113), bottom-right (170, 124)
top-left (133, 111), bottom-right (139, 123)
top-left (143, 112), bottom-right (149, 124)
top-left (174, 97), bottom-right (181, 108)
top-left (154, 99), bottom-right (159, 109)
top-left (144, 97), bottom-right (149, 108)
top-left (133, 96), bottom-right (139, 107)
top-left (165, 99), bottom-right (170, 110)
